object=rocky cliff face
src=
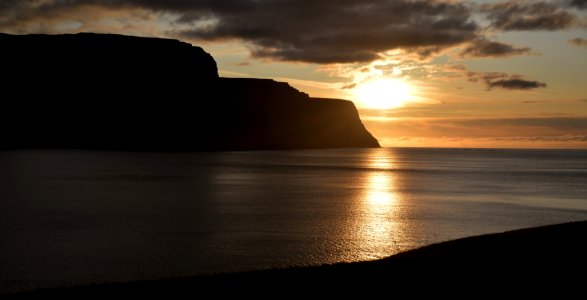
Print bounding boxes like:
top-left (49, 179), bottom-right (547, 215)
top-left (0, 33), bottom-right (379, 150)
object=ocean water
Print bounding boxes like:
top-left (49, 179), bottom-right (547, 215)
top-left (1, 148), bottom-right (586, 292)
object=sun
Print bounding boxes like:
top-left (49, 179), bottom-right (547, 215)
top-left (354, 78), bottom-right (413, 109)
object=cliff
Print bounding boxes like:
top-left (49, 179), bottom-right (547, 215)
top-left (0, 33), bottom-right (379, 151)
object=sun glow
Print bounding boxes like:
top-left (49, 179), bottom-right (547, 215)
top-left (355, 78), bottom-right (413, 109)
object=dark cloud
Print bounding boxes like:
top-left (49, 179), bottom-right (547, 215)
top-left (2, 1), bottom-right (582, 64)
top-left (567, 0), bottom-right (587, 9)
top-left (0, 0), bottom-right (479, 64)
top-left (460, 38), bottom-right (533, 57)
top-left (481, 1), bottom-right (578, 31)
top-left (581, 99), bottom-right (587, 102)
top-left (568, 37), bottom-right (587, 47)
top-left (488, 78), bottom-right (547, 90)
top-left (468, 71), bottom-right (547, 91)
top-left (180, 0), bottom-right (479, 63)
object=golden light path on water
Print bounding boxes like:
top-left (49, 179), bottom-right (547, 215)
top-left (352, 149), bottom-right (408, 261)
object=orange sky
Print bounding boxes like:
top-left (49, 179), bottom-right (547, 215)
top-left (212, 39), bottom-right (587, 149)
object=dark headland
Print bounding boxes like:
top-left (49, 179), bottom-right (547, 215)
top-left (0, 33), bottom-right (379, 151)
top-left (4, 221), bottom-right (586, 297)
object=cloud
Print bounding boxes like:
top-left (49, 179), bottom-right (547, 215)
top-left (364, 116), bottom-right (587, 147)
top-left (480, 1), bottom-right (579, 31)
top-left (568, 37), bottom-right (587, 48)
top-left (488, 78), bottom-right (547, 90)
top-left (451, 117), bottom-right (587, 130)
top-left (341, 83), bottom-right (357, 90)
top-left (567, 0), bottom-right (587, 9)
top-left (179, 0), bottom-right (479, 63)
top-left (0, 0), bottom-right (479, 64)
top-left (367, 116), bottom-right (587, 132)
top-left (468, 71), bottom-right (547, 91)
top-left (1, 1), bottom-right (582, 65)
top-left (378, 134), bottom-right (587, 148)
top-left (488, 134), bottom-right (587, 143)
top-left (460, 38), bottom-right (533, 57)
top-left (405, 46), bottom-right (445, 60)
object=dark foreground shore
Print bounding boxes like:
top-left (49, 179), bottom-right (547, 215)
top-left (6, 221), bottom-right (587, 297)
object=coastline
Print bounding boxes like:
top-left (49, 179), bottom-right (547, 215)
top-left (6, 220), bottom-right (586, 297)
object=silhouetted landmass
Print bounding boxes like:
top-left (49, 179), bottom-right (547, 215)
top-left (4, 221), bottom-right (585, 297)
top-left (0, 33), bottom-right (379, 151)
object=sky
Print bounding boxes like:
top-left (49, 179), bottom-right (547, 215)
top-left (2, 0), bottom-right (586, 148)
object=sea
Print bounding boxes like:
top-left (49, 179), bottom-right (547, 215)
top-left (1, 148), bottom-right (586, 292)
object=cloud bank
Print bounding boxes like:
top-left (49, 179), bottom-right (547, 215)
top-left (0, 0), bottom-right (481, 64)
top-left (1, 0), bottom-right (583, 64)
top-left (364, 115), bottom-right (587, 147)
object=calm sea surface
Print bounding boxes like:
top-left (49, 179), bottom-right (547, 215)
top-left (1, 148), bottom-right (586, 292)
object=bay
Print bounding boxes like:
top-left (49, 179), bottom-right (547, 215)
top-left (1, 148), bottom-right (586, 292)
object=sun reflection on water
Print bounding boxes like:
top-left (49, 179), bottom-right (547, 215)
top-left (366, 173), bottom-right (395, 206)
top-left (368, 154), bottom-right (394, 170)
top-left (354, 149), bottom-right (405, 260)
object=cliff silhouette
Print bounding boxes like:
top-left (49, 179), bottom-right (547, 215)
top-left (0, 33), bottom-right (379, 151)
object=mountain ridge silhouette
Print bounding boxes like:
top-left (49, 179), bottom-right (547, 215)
top-left (0, 33), bottom-right (379, 151)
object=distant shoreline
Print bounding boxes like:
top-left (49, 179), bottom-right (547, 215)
top-left (6, 220), bottom-right (586, 297)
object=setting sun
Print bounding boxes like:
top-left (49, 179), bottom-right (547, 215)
top-left (355, 78), bottom-right (413, 110)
